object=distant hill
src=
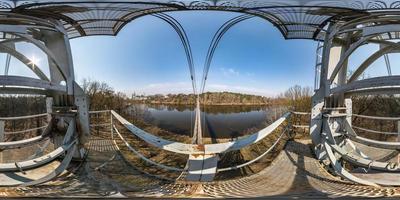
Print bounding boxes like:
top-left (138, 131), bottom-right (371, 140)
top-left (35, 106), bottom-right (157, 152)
top-left (131, 92), bottom-right (272, 105)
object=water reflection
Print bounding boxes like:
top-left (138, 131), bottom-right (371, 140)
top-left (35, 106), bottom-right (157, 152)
top-left (125, 104), bottom-right (287, 139)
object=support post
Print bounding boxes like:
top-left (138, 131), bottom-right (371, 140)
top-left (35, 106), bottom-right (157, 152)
top-left (345, 99), bottom-right (352, 127)
top-left (398, 120), bottom-right (400, 165)
top-left (110, 112), bottom-right (114, 140)
top-left (0, 120), bottom-right (4, 163)
top-left (46, 97), bottom-right (53, 123)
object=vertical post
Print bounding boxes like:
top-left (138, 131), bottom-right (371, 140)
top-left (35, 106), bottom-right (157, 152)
top-left (345, 99), bottom-right (352, 127)
top-left (110, 111), bottom-right (114, 140)
top-left (0, 120), bottom-right (4, 163)
top-left (288, 112), bottom-right (293, 139)
top-left (46, 97), bottom-right (53, 123)
top-left (398, 120), bottom-right (400, 165)
top-left (96, 112), bottom-right (99, 135)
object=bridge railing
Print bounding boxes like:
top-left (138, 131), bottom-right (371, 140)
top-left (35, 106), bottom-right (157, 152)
top-left (89, 110), bottom-right (292, 179)
top-left (290, 111), bottom-right (311, 129)
top-left (0, 112), bottom-right (77, 186)
top-left (352, 114), bottom-right (400, 141)
top-left (88, 110), bottom-right (186, 180)
top-left (0, 113), bottom-right (49, 142)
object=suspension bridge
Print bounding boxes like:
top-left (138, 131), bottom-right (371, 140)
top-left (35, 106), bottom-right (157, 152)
top-left (1, 0), bottom-right (400, 198)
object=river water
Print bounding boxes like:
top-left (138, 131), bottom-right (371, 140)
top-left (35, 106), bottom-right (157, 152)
top-left (125, 104), bottom-right (287, 139)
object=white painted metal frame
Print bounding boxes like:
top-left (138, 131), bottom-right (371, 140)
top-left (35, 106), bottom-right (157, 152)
top-left (312, 13), bottom-right (400, 186)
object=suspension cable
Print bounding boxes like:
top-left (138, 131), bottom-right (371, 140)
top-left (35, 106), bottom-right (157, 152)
top-left (152, 13), bottom-right (197, 95)
top-left (200, 14), bottom-right (253, 94)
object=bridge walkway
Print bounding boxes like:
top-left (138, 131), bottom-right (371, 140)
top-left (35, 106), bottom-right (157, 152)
top-left (1, 136), bottom-right (399, 198)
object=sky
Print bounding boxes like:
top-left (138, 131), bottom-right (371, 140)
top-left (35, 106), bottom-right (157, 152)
top-left (2, 11), bottom-right (396, 97)
top-left (69, 11), bottom-right (317, 97)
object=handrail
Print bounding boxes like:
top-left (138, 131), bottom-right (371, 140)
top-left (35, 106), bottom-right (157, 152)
top-left (20, 144), bottom-right (77, 187)
top-left (4, 125), bottom-right (47, 135)
top-left (329, 141), bottom-right (400, 172)
top-left (111, 110), bottom-right (290, 155)
top-left (352, 114), bottom-right (400, 121)
top-left (90, 123), bottom-right (111, 128)
top-left (217, 127), bottom-right (287, 172)
top-left (352, 125), bottom-right (398, 135)
top-left (89, 110), bottom-right (110, 114)
top-left (1, 121), bottom-right (52, 149)
top-left (0, 139), bottom-right (76, 172)
top-left (0, 113), bottom-right (47, 121)
top-left (113, 125), bottom-right (184, 172)
top-left (0, 134), bottom-right (49, 149)
top-left (291, 111), bottom-right (311, 115)
top-left (0, 119), bottom-right (75, 172)
top-left (345, 120), bottom-right (400, 150)
top-left (292, 125), bottom-right (309, 128)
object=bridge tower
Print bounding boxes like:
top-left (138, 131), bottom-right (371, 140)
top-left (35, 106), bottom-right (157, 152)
top-left (0, 13), bottom-right (89, 185)
top-left (311, 14), bottom-right (400, 186)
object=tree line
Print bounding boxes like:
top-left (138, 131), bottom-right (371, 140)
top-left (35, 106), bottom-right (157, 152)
top-left (0, 80), bottom-right (314, 116)
top-left (132, 92), bottom-right (272, 105)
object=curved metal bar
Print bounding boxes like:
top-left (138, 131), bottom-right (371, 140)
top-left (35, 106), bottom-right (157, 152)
top-left (323, 141), bottom-right (380, 187)
top-left (0, 113), bottom-right (47, 121)
top-left (321, 118), bottom-right (381, 187)
top-left (330, 142), bottom-right (400, 172)
top-left (348, 44), bottom-right (397, 83)
top-left (291, 111), bottom-right (311, 115)
top-left (0, 140), bottom-right (76, 172)
top-left (0, 42), bottom-right (49, 81)
top-left (0, 135), bottom-right (49, 150)
top-left (331, 75), bottom-right (400, 95)
top-left (0, 119), bottom-right (74, 172)
top-left (5, 125), bottom-right (47, 135)
top-left (113, 140), bottom-right (174, 182)
top-left (200, 14), bottom-right (253, 93)
top-left (13, 33), bottom-right (68, 81)
top-left (328, 35), bottom-right (375, 83)
top-left (113, 125), bottom-right (183, 172)
top-left (345, 120), bottom-right (400, 150)
top-left (19, 144), bottom-right (77, 187)
top-left (346, 139), bottom-right (370, 159)
top-left (348, 140), bottom-right (399, 163)
top-left (89, 110), bottom-right (110, 114)
top-left (0, 119), bottom-right (51, 150)
top-left (152, 13), bottom-right (196, 94)
top-left (0, 75), bottom-right (66, 92)
top-left (352, 125), bottom-right (398, 135)
top-left (27, 139), bottom-right (51, 160)
top-left (111, 110), bottom-right (290, 155)
top-left (352, 114), bottom-right (400, 121)
top-left (217, 127), bottom-right (287, 172)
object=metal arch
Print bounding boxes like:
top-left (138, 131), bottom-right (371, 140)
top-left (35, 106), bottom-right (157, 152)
top-left (14, 33), bottom-right (68, 81)
top-left (348, 42), bottom-right (400, 83)
top-left (151, 13), bottom-right (197, 94)
top-left (0, 42), bottom-right (49, 81)
top-left (200, 14), bottom-right (253, 93)
top-left (328, 35), bottom-right (375, 83)
top-left (11, 1), bottom-right (366, 40)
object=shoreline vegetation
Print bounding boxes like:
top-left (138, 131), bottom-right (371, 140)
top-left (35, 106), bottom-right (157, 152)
top-left (79, 78), bottom-right (313, 112)
top-left (130, 92), bottom-right (273, 106)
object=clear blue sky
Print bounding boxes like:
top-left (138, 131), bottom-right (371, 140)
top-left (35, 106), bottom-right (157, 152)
top-left (3, 11), bottom-right (394, 97)
top-left (69, 11), bottom-right (317, 97)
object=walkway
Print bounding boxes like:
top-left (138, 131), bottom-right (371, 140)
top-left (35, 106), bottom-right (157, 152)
top-left (1, 136), bottom-right (399, 198)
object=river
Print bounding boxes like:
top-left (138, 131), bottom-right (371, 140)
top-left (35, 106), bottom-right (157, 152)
top-left (125, 103), bottom-right (287, 139)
